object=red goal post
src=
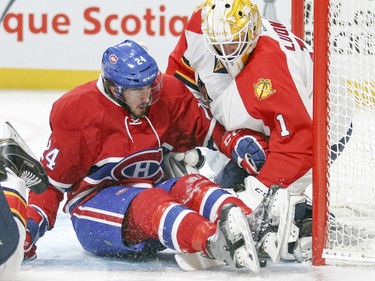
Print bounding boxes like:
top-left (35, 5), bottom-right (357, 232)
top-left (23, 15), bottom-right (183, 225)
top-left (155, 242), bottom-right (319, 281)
top-left (292, 0), bottom-right (375, 266)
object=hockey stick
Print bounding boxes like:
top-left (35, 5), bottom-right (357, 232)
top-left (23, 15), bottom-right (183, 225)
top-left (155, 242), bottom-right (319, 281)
top-left (0, 0), bottom-right (16, 24)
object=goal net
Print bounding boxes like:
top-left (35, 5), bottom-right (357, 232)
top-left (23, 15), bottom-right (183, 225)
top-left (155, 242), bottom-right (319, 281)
top-left (292, 0), bottom-right (375, 265)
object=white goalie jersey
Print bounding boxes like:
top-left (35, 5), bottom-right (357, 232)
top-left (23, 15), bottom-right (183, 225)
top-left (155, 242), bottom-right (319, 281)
top-left (167, 8), bottom-right (313, 193)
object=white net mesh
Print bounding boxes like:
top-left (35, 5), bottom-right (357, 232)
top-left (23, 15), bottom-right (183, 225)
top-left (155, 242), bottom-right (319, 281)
top-left (305, 0), bottom-right (375, 263)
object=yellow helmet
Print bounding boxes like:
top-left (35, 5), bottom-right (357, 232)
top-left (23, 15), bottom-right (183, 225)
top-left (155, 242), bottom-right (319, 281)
top-left (201, 0), bottom-right (262, 77)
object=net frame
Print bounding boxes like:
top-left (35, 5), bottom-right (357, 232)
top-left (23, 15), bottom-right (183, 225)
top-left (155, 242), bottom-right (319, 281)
top-left (292, 0), bottom-right (375, 266)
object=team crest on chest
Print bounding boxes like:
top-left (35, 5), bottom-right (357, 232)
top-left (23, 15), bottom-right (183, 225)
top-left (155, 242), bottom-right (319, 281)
top-left (112, 148), bottom-right (163, 181)
top-left (253, 78), bottom-right (276, 100)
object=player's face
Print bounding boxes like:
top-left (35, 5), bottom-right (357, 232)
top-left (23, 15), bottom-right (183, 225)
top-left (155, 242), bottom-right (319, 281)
top-left (224, 43), bottom-right (239, 55)
top-left (212, 32), bottom-right (247, 59)
top-left (122, 86), bottom-right (152, 117)
top-left (213, 41), bottom-right (241, 59)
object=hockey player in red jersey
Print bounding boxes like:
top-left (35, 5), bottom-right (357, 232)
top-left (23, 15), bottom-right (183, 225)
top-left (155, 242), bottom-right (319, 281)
top-left (0, 123), bottom-right (48, 281)
top-left (166, 0), bottom-right (313, 261)
top-left (22, 39), bottom-right (287, 272)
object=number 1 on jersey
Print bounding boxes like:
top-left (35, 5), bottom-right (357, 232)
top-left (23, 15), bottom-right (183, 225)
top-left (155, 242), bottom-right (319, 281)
top-left (276, 114), bottom-right (290, 137)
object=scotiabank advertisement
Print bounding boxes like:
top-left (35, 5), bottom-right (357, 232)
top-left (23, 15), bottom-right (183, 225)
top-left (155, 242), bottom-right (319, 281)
top-left (0, 0), bottom-right (206, 88)
top-left (0, 0), bottom-right (202, 72)
top-left (0, 0), bottom-right (291, 89)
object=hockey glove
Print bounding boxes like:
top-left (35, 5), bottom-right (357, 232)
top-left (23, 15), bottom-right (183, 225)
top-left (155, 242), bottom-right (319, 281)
top-left (220, 129), bottom-right (268, 176)
top-left (24, 206), bottom-right (48, 260)
top-left (163, 148), bottom-right (206, 178)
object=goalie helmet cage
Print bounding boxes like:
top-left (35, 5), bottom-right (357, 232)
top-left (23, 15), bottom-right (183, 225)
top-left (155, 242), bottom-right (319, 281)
top-left (292, 0), bottom-right (375, 266)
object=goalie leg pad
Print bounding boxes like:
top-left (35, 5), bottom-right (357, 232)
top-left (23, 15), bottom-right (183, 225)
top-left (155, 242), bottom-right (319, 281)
top-left (280, 194), bottom-right (308, 261)
top-left (235, 177), bottom-right (291, 262)
top-left (255, 186), bottom-right (290, 262)
top-left (236, 176), bottom-right (269, 212)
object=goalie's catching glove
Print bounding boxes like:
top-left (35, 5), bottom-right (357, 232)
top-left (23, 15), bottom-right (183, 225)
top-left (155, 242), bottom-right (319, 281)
top-left (220, 129), bottom-right (268, 176)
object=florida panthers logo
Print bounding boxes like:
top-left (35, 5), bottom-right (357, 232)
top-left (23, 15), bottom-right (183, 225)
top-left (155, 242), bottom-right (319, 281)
top-left (253, 78), bottom-right (276, 101)
top-left (112, 148), bottom-right (163, 181)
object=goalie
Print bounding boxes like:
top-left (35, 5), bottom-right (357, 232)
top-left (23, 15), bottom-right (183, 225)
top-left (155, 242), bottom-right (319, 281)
top-left (166, 0), bottom-right (314, 262)
top-left (0, 123), bottom-right (48, 281)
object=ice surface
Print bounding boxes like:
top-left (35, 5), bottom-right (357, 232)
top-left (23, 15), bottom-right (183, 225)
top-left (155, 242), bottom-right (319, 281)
top-left (1, 90), bottom-right (374, 281)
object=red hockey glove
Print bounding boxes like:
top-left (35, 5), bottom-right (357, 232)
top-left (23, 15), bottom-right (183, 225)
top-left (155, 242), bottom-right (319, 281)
top-left (24, 230), bottom-right (37, 260)
top-left (220, 129), bottom-right (269, 176)
top-left (24, 206), bottom-right (48, 260)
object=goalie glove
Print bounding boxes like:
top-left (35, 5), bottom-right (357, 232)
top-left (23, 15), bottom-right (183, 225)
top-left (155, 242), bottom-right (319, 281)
top-left (220, 129), bottom-right (268, 176)
top-left (162, 148), bottom-right (205, 178)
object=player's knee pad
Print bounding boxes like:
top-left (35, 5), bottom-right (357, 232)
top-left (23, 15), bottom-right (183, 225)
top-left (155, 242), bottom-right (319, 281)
top-left (0, 168), bottom-right (27, 269)
top-left (0, 219), bottom-right (25, 280)
top-left (170, 174), bottom-right (216, 206)
top-left (130, 187), bottom-right (173, 217)
top-left (170, 174), bottom-right (249, 221)
top-left (1, 169), bottom-right (27, 227)
top-left (0, 188), bottom-right (21, 265)
top-left (127, 188), bottom-right (175, 237)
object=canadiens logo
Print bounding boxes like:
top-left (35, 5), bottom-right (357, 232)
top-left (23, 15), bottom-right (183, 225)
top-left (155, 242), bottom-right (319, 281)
top-left (253, 78), bottom-right (276, 100)
top-left (112, 149), bottom-right (163, 181)
top-left (109, 54), bottom-right (118, 64)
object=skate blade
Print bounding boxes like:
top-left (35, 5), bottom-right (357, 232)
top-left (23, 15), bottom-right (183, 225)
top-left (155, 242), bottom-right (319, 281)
top-left (175, 252), bottom-right (225, 271)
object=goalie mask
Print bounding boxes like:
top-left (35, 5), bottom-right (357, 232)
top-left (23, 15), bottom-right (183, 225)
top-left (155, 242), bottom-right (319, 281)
top-left (201, 0), bottom-right (262, 77)
top-left (101, 40), bottom-right (162, 114)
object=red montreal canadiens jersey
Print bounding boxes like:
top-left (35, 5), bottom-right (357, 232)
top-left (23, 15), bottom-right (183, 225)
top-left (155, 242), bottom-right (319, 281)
top-left (167, 8), bottom-right (314, 191)
top-left (28, 74), bottom-right (225, 227)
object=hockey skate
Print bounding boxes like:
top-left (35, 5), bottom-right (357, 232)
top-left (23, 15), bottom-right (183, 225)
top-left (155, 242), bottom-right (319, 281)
top-left (0, 122), bottom-right (48, 194)
top-left (206, 203), bottom-right (260, 273)
top-left (247, 185), bottom-right (290, 263)
top-left (0, 158), bottom-right (6, 181)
